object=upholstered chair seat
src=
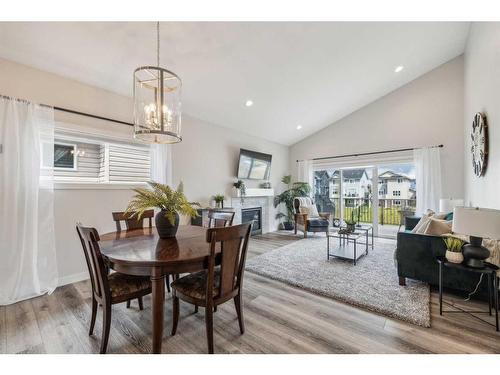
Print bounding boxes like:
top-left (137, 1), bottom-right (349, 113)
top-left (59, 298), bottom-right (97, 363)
top-left (171, 268), bottom-right (221, 300)
top-left (108, 273), bottom-right (151, 300)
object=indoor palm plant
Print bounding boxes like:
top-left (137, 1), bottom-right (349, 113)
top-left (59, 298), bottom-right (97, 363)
top-left (126, 181), bottom-right (200, 238)
top-left (443, 236), bottom-right (465, 264)
top-left (274, 175), bottom-right (311, 230)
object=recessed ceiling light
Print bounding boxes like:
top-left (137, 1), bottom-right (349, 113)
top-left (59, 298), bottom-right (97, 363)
top-left (245, 100), bottom-right (253, 107)
top-left (296, 125), bottom-right (302, 130)
top-left (394, 65), bottom-right (404, 73)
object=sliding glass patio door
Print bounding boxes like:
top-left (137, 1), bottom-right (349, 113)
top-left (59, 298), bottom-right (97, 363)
top-left (313, 161), bottom-right (416, 239)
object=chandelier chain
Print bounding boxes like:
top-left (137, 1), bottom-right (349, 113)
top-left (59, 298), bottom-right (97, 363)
top-left (156, 21), bottom-right (160, 67)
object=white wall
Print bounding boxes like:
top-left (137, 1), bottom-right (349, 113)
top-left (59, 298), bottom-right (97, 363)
top-left (290, 56), bottom-right (465, 201)
top-left (463, 23), bottom-right (500, 209)
top-left (0, 57), bottom-right (289, 284)
top-left (171, 115), bottom-right (289, 207)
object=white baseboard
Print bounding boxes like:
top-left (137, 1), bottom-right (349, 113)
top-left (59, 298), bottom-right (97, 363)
top-left (57, 271), bottom-right (89, 287)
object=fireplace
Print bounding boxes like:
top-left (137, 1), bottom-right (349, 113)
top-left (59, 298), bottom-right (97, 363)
top-left (241, 207), bottom-right (262, 236)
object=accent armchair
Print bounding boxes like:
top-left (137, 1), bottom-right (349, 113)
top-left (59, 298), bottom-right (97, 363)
top-left (293, 197), bottom-right (331, 238)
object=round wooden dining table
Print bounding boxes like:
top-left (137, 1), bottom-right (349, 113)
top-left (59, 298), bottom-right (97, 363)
top-left (99, 225), bottom-right (212, 354)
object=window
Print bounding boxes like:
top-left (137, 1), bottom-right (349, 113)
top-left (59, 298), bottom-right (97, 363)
top-left (397, 178), bottom-right (403, 183)
top-left (54, 143), bottom-right (77, 170)
top-left (392, 190), bottom-right (401, 196)
top-left (43, 131), bottom-right (151, 185)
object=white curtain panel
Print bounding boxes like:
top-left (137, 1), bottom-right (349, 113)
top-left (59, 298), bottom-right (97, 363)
top-left (150, 143), bottom-right (172, 186)
top-left (297, 159), bottom-right (314, 195)
top-left (413, 147), bottom-right (442, 216)
top-left (0, 97), bottom-right (58, 305)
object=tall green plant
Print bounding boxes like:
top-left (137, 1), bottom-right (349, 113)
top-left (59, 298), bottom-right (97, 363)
top-left (273, 175), bottom-right (311, 223)
top-left (126, 181), bottom-right (200, 225)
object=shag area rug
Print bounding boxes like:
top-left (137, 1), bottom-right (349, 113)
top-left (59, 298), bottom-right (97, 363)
top-left (246, 236), bottom-right (431, 327)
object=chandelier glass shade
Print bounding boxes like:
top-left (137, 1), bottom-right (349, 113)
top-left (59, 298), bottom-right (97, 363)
top-left (133, 23), bottom-right (182, 144)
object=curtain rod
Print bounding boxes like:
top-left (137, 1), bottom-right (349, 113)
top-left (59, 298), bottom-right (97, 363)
top-left (296, 144), bottom-right (444, 163)
top-left (1, 94), bottom-right (134, 127)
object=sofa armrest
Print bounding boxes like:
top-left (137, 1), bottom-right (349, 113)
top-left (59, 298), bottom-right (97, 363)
top-left (396, 231), bottom-right (447, 284)
top-left (404, 216), bottom-right (421, 231)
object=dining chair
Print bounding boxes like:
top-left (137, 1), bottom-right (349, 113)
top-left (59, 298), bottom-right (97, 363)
top-left (76, 224), bottom-right (152, 354)
top-left (112, 210), bottom-right (172, 293)
top-left (207, 210), bottom-right (235, 228)
top-left (170, 222), bottom-right (252, 353)
top-left (112, 209), bottom-right (154, 232)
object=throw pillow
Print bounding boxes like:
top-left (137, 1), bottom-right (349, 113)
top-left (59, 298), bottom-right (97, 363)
top-left (299, 204), bottom-right (319, 218)
top-left (433, 212), bottom-right (449, 220)
top-left (411, 215), bottom-right (432, 234)
top-left (422, 218), bottom-right (452, 236)
top-left (445, 212), bottom-right (454, 221)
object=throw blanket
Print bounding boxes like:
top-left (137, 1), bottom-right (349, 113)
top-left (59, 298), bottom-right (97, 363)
top-left (296, 197), bottom-right (311, 207)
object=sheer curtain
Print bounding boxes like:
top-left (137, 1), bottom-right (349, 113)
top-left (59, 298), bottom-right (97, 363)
top-left (297, 159), bottom-right (313, 195)
top-left (150, 143), bottom-right (172, 186)
top-left (413, 146), bottom-right (442, 215)
top-left (0, 96), bottom-right (58, 305)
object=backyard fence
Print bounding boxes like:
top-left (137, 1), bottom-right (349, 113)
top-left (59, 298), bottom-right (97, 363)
top-left (316, 197), bottom-right (416, 226)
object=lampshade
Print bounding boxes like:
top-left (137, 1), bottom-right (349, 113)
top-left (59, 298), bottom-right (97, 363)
top-left (439, 198), bottom-right (464, 213)
top-left (452, 207), bottom-right (500, 239)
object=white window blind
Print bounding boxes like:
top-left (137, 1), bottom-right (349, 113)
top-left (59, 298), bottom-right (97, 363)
top-left (100, 143), bottom-right (151, 183)
top-left (50, 129), bottom-right (151, 185)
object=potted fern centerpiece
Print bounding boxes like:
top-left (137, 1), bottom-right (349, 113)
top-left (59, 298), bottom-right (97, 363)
top-left (126, 181), bottom-right (200, 239)
top-left (443, 236), bottom-right (465, 264)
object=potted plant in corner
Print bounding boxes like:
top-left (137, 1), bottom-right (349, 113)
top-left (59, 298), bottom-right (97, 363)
top-left (443, 236), bottom-right (465, 264)
top-left (126, 181), bottom-right (200, 239)
top-left (213, 194), bottom-right (225, 208)
top-left (273, 175), bottom-right (311, 230)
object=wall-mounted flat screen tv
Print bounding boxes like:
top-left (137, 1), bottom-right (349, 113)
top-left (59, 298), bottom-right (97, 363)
top-left (237, 149), bottom-right (272, 180)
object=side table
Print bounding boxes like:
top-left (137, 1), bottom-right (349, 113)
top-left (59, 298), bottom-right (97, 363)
top-left (436, 256), bottom-right (499, 331)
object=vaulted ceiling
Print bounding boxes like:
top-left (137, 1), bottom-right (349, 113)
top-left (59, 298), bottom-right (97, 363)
top-left (0, 22), bottom-right (470, 145)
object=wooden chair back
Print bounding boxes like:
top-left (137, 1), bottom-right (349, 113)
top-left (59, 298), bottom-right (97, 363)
top-left (207, 211), bottom-right (235, 228)
top-left (76, 224), bottom-right (110, 301)
top-left (206, 223), bottom-right (252, 302)
top-left (112, 210), bottom-right (154, 232)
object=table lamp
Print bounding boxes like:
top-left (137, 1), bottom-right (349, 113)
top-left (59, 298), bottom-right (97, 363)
top-left (452, 207), bottom-right (500, 268)
top-left (439, 198), bottom-right (464, 213)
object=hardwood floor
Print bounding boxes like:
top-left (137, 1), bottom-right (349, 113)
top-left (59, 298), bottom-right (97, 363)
top-left (1, 231), bottom-right (499, 354)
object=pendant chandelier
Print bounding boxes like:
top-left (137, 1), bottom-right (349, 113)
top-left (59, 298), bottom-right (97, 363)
top-left (133, 22), bottom-right (182, 143)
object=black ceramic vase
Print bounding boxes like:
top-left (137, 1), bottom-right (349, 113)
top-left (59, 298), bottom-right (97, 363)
top-left (155, 210), bottom-right (180, 238)
top-left (346, 223), bottom-right (356, 233)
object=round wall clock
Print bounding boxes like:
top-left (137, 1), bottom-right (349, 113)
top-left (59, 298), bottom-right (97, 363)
top-left (471, 112), bottom-right (488, 177)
